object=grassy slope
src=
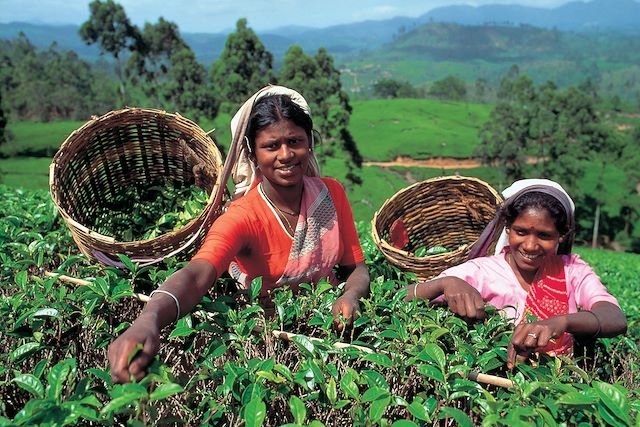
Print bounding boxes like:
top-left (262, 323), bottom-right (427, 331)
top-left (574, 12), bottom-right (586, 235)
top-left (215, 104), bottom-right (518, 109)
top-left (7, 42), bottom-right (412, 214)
top-left (349, 98), bottom-right (491, 161)
top-left (0, 120), bottom-right (84, 157)
top-left (0, 157), bottom-right (51, 189)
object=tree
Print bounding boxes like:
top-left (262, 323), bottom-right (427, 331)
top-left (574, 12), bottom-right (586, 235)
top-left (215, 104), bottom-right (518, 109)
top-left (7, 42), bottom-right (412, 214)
top-left (477, 71), bottom-right (631, 249)
top-left (80, 0), bottom-right (141, 104)
top-left (210, 19), bottom-right (275, 112)
top-left (474, 78), bottom-right (489, 101)
top-left (372, 78), bottom-right (419, 99)
top-left (127, 17), bottom-right (187, 105)
top-left (164, 48), bottom-right (217, 119)
top-left (428, 75), bottom-right (467, 101)
top-left (475, 74), bottom-right (537, 185)
top-left (0, 89), bottom-right (7, 147)
top-left (278, 46), bottom-right (362, 184)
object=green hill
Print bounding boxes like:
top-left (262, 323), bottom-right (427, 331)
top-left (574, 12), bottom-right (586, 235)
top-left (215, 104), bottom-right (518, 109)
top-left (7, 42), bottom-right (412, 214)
top-left (349, 98), bottom-right (491, 161)
top-left (341, 23), bottom-right (640, 99)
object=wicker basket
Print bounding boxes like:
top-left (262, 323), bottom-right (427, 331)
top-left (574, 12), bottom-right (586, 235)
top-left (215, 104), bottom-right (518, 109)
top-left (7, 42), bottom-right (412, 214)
top-left (49, 108), bottom-right (224, 267)
top-left (372, 175), bottom-right (503, 280)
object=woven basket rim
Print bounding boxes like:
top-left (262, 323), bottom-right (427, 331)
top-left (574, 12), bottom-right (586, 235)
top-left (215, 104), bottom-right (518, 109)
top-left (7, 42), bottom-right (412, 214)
top-left (371, 175), bottom-right (502, 272)
top-left (49, 107), bottom-right (223, 248)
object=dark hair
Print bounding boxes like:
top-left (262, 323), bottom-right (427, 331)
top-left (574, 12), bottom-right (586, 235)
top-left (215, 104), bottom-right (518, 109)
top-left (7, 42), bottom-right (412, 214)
top-left (246, 95), bottom-right (313, 152)
top-left (503, 191), bottom-right (574, 254)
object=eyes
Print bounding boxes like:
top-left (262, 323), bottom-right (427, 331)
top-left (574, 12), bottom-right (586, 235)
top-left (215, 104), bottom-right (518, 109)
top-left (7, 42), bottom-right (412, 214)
top-left (260, 138), bottom-right (305, 151)
top-left (511, 227), bottom-right (557, 240)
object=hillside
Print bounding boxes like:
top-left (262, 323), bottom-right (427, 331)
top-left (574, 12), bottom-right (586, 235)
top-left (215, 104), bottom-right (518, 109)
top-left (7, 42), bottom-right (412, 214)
top-left (341, 22), bottom-right (640, 97)
top-left (425, 0), bottom-right (640, 33)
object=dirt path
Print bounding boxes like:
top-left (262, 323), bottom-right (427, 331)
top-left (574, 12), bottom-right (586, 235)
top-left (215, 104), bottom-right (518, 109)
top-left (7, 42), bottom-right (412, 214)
top-left (363, 156), bottom-right (482, 169)
top-left (364, 156), bottom-right (544, 169)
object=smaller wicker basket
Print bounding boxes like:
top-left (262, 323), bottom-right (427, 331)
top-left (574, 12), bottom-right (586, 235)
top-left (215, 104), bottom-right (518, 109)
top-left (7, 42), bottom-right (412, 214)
top-left (49, 108), bottom-right (224, 267)
top-left (372, 175), bottom-right (503, 280)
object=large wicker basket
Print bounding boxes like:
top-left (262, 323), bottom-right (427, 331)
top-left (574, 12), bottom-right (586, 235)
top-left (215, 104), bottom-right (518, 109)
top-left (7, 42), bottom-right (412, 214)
top-left (372, 175), bottom-right (503, 280)
top-left (49, 108), bottom-right (224, 267)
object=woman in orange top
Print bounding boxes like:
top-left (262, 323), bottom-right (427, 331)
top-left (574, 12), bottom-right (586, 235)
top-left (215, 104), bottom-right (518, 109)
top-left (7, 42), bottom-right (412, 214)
top-left (108, 86), bottom-right (370, 383)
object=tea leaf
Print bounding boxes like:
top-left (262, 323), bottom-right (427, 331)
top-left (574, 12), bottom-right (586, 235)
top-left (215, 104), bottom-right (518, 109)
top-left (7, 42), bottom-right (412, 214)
top-left (13, 374), bottom-right (44, 398)
top-left (244, 398), bottom-right (266, 427)
top-left (149, 383), bottom-right (185, 401)
top-left (288, 395), bottom-right (306, 424)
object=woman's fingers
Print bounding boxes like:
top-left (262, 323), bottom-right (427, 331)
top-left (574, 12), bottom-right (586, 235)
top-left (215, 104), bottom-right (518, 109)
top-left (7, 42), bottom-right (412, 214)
top-left (448, 292), bottom-right (485, 321)
top-left (473, 292), bottom-right (486, 319)
top-left (331, 296), bottom-right (359, 331)
top-left (129, 337), bottom-right (159, 378)
top-left (448, 295), bottom-right (464, 317)
top-left (108, 339), bottom-right (138, 384)
top-left (535, 328), bottom-right (554, 350)
top-left (463, 292), bottom-right (486, 320)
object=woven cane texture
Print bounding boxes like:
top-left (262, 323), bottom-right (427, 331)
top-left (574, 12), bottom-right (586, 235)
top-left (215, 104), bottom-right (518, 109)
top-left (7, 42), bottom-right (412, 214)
top-left (49, 108), bottom-right (224, 266)
top-left (372, 175), bottom-right (503, 280)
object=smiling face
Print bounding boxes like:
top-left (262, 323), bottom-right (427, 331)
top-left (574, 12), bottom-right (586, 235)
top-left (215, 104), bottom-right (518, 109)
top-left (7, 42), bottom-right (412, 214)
top-left (506, 206), bottom-right (562, 277)
top-left (253, 118), bottom-right (311, 188)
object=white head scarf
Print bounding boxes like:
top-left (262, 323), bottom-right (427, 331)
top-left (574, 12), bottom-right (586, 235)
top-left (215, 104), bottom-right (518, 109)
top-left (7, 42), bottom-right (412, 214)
top-left (228, 85), bottom-right (321, 199)
top-left (493, 178), bottom-right (575, 254)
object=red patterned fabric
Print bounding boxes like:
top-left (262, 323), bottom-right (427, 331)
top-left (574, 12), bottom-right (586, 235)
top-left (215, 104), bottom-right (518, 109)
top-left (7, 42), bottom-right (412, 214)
top-left (522, 255), bottom-right (573, 356)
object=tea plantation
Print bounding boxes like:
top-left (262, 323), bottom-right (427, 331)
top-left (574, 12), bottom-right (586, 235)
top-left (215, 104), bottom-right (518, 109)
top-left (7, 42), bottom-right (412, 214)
top-left (1, 185), bottom-right (639, 426)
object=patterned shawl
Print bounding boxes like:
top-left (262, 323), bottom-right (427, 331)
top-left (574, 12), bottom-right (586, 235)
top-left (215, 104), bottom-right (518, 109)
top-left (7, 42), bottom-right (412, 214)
top-left (521, 253), bottom-right (573, 356)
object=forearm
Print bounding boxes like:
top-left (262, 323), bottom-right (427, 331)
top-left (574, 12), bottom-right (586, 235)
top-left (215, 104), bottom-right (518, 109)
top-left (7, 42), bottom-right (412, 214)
top-left (564, 301), bottom-right (627, 338)
top-left (137, 260), bottom-right (217, 330)
top-left (342, 263), bottom-right (370, 299)
top-left (406, 276), bottom-right (470, 301)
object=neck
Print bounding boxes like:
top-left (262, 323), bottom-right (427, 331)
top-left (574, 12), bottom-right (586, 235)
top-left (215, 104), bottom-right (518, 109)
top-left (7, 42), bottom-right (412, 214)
top-left (261, 179), bottom-right (304, 211)
top-left (507, 252), bottom-right (537, 289)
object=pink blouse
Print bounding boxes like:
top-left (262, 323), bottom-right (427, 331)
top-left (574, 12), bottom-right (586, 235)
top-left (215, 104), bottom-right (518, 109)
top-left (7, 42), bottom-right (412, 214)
top-left (436, 253), bottom-right (620, 323)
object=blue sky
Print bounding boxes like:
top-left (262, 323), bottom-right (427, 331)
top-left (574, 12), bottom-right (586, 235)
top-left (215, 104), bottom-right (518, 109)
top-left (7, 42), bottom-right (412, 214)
top-left (0, 0), bottom-right (574, 32)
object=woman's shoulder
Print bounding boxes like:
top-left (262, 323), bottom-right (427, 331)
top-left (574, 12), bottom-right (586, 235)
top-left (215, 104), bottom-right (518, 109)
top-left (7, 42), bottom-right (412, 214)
top-left (560, 252), bottom-right (595, 273)
top-left (316, 176), bottom-right (347, 197)
top-left (224, 187), bottom-right (264, 217)
top-left (442, 254), bottom-right (507, 277)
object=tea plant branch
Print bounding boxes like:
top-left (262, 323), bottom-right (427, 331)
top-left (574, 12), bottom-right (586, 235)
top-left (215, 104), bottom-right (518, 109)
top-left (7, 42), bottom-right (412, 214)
top-left (44, 271), bottom-right (219, 321)
top-left (45, 271), bottom-right (150, 302)
top-left (272, 330), bottom-right (376, 353)
top-left (273, 329), bottom-right (515, 388)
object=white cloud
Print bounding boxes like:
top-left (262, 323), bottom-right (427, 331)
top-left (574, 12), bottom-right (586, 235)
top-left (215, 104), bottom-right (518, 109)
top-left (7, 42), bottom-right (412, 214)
top-left (353, 5), bottom-right (401, 21)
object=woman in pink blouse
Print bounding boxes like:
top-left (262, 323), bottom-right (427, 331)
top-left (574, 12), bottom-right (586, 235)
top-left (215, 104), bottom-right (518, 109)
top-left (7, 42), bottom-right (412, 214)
top-left (406, 179), bottom-right (627, 368)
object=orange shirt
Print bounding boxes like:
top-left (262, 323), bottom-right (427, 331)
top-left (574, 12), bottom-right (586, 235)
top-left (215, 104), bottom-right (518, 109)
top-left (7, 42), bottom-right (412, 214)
top-left (192, 177), bottom-right (364, 292)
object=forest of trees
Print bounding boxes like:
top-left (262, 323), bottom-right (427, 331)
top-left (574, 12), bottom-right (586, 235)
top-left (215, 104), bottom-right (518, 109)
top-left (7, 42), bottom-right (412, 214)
top-left (476, 68), bottom-right (640, 250)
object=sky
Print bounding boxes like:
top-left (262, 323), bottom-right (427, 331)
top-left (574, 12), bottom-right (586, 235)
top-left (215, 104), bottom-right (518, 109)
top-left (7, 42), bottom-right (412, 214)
top-left (0, 0), bottom-right (576, 33)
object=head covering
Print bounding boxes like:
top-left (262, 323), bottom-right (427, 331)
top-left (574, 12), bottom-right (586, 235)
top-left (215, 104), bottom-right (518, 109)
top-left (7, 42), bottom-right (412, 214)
top-left (228, 85), bottom-right (321, 199)
top-left (468, 178), bottom-right (575, 259)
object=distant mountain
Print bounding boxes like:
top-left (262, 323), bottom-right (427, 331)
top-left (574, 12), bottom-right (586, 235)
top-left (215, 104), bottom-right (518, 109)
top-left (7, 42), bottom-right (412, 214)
top-left (3, 0), bottom-right (637, 65)
top-left (0, 22), bottom-right (101, 57)
top-left (423, 0), bottom-right (640, 32)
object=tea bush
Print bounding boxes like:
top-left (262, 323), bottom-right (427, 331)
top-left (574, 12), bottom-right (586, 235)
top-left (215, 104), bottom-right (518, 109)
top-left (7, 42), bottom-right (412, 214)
top-left (1, 185), bottom-right (638, 426)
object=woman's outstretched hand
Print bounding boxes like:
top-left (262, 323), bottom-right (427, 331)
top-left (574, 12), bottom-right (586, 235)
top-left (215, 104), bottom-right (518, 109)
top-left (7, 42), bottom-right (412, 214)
top-left (506, 316), bottom-right (568, 369)
top-left (107, 314), bottom-right (161, 384)
top-left (331, 292), bottom-right (360, 331)
top-left (442, 279), bottom-right (486, 322)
